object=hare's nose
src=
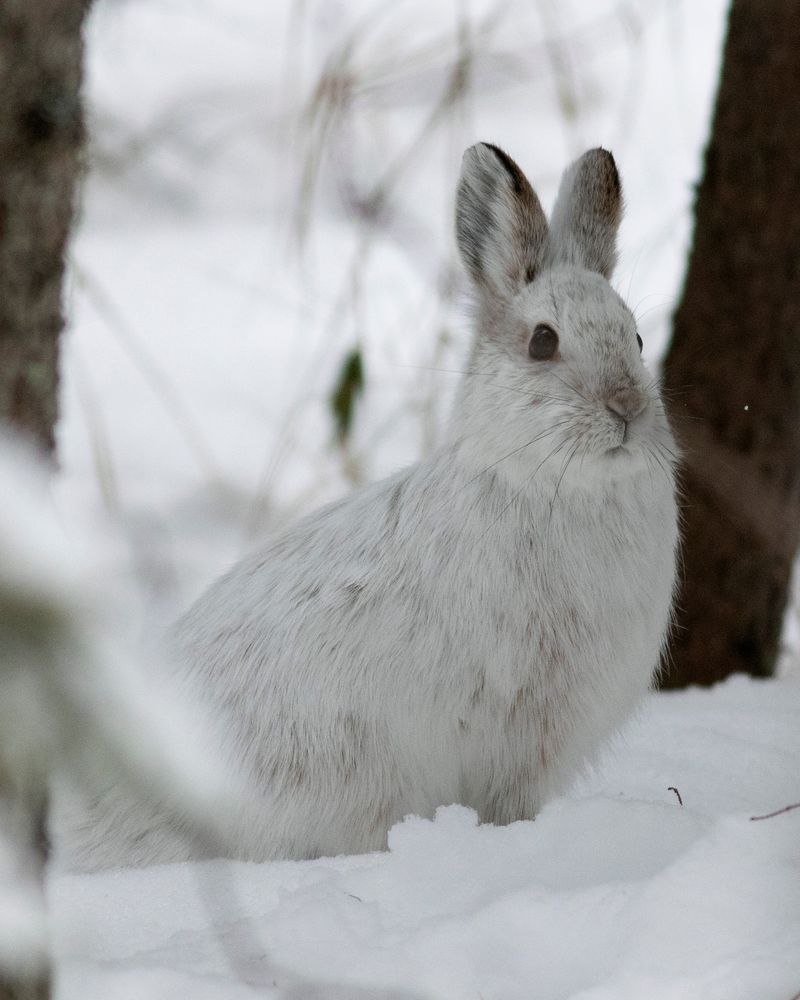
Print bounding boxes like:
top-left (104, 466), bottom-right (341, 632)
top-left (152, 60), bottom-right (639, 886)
top-left (606, 388), bottom-right (647, 422)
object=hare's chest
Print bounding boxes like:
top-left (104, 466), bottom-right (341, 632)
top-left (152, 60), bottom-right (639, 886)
top-left (472, 508), bottom-right (666, 692)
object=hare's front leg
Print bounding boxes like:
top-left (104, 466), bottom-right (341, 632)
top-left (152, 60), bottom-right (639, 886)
top-left (473, 702), bottom-right (558, 825)
top-left (478, 768), bottom-right (544, 826)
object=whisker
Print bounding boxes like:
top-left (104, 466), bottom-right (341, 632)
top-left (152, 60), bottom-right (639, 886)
top-left (477, 436), bottom-right (571, 541)
top-left (458, 418), bottom-right (575, 490)
top-left (394, 364), bottom-right (581, 407)
top-left (394, 365), bottom-right (534, 397)
top-left (547, 437), bottom-right (582, 525)
top-left (414, 424), bottom-right (574, 539)
top-left (647, 443), bottom-right (675, 486)
top-left (551, 367), bottom-right (591, 405)
top-left (653, 438), bottom-right (681, 465)
top-left (643, 444), bottom-right (673, 497)
top-left (642, 447), bottom-right (658, 489)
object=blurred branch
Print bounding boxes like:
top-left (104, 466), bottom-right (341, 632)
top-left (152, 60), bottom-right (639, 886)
top-left (0, 436), bottom-right (269, 990)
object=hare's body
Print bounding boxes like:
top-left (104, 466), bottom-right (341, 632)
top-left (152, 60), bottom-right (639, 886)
top-left (58, 145), bottom-right (679, 871)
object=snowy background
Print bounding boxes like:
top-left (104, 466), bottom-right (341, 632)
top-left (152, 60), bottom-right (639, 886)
top-left (60, 0), bottom-right (735, 619)
top-left (17, 0), bottom-right (800, 995)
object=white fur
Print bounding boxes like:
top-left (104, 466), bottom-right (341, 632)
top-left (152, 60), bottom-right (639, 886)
top-left (59, 145), bottom-right (679, 870)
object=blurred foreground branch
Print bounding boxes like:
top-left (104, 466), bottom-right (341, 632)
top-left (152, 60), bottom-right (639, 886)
top-left (0, 437), bottom-right (245, 998)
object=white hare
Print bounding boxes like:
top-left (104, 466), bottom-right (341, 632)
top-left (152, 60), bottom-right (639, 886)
top-left (61, 143), bottom-right (679, 869)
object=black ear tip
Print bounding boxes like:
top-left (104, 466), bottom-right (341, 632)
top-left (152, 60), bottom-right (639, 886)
top-left (481, 142), bottom-right (514, 169)
top-left (462, 141), bottom-right (506, 163)
top-left (466, 142), bottom-right (525, 195)
top-left (585, 147), bottom-right (621, 200)
top-left (462, 141), bottom-right (515, 163)
top-left (588, 146), bottom-right (617, 171)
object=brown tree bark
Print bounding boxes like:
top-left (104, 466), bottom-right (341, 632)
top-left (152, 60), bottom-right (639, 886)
top-left (661, 0), bottom-right (800, 686)
top-left (0, 0), bottom-right (90, 453)
top-left (0, 3), bottom-right (91, 998)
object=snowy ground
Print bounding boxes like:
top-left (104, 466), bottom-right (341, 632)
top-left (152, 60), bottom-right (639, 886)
top-left (52, 676), bottom-right (800, 999)
top-left (27, 0), bottom-right (800, 996)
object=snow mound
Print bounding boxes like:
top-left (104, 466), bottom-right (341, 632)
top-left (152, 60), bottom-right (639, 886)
top-left (52, 676), bottom-right (800, 1000)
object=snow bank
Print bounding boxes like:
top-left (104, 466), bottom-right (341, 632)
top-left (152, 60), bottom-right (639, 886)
top-left (52, 676), bottom-right (800, 999)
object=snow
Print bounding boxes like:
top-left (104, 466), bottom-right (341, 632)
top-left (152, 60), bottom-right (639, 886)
top-left (1, 0), bottom-right (793, 996)
top-left (52, 676), bottom-right (800, 999)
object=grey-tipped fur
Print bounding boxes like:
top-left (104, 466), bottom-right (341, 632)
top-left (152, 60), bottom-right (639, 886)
top-left (58, 145), bottom-right (679, 871)
top-left (456, 143), bottom-right (549, 297)
top-left (549, 148), bottom-right (622, 278)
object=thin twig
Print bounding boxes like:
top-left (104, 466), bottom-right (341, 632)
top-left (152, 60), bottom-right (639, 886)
top-left (750, 802), bottom-right (800, 822)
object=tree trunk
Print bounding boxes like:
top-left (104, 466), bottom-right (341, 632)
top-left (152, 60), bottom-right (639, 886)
top-left (0, 3), bottom-right (90, 998)
top-left (0, 972), bottom-right (50, 1000)
top-left (661, 0), bottom-right (800, 686)
top-left (0, 0), bottom-right (89, 453)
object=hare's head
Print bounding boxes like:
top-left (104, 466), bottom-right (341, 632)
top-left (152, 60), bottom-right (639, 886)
top-left (453, 143), bottom-right (675, 491)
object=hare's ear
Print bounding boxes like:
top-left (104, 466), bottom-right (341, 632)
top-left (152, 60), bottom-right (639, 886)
top-left (456, 143), bottom-right (549, 300)
top-left (549, 148), bottom-right (622, 279)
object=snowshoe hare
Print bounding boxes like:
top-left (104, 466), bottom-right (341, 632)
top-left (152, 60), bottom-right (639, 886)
top-left (62, 144), bottom-right (679, 869)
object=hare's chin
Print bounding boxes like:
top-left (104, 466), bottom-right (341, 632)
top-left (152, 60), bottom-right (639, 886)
top-left (605, 443), bottom-right (636, 461)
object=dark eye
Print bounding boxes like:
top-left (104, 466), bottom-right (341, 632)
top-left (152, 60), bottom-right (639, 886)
top-left (636, 333), bottom-right (643, 353)
top-left (529, 324), bottom-right (559, 361)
